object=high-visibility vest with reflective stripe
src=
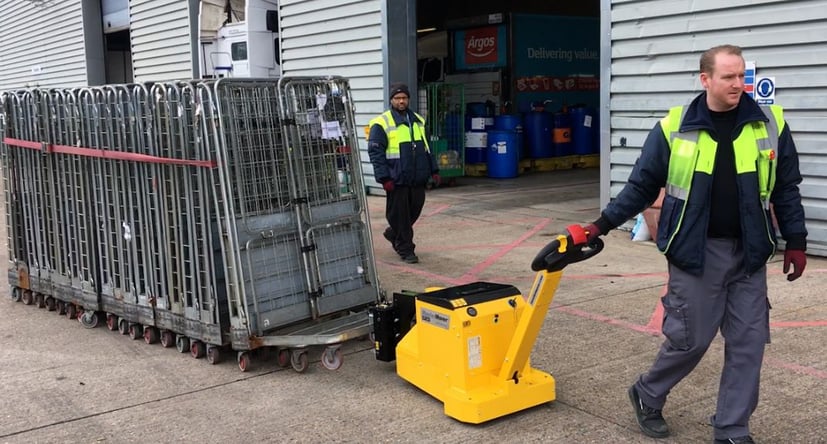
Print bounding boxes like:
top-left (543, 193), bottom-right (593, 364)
top-left (368, 110), bottom-right (429, 159)
top-left (659, 104), bottom-right (783, 254)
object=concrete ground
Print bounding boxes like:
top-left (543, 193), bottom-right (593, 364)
top-left (1, 168), bottom-right (824, 443)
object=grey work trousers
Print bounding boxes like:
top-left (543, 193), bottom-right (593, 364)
top-left (635, 238), bottom-right (769, 440)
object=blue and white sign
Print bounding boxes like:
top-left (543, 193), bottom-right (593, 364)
top-left (755, 76), bottom-right (775, 105)
top-left (744, 61), bottom-right (756, 98)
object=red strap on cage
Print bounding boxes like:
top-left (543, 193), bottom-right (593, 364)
top-left (2, 137), bottom-right (217, 169)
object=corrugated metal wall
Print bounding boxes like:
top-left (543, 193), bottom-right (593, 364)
top-left (130, 0), bottom-right (194, 82)
top-left (0, 0), bottom-right (88, 90)
top-left (605, 0), bottom-right (827, 255)
top-left (279, 0), bottom-right (385, 188)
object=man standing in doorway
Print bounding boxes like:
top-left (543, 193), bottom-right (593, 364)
top-left (584, 45), bottom-right (807, 443)
top-left (368, 83), bottom-right (439, 264)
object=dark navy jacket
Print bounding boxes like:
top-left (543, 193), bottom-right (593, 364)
top-left (595, 93), bottom-right (807, 275)
top-left (367, 108), bottom-right (438, 187)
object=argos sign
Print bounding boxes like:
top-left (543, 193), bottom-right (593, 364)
top-left (454, 25), bottom-right (507, 71)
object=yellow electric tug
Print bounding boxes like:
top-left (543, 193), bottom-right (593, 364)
top-left (370, 225), bottom-right (603, 424)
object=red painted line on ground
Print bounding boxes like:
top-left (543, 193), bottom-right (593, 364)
top-left (771, 320), bottom-right (827, 328)
top-left (556, 302), bottom-right (827, 380)
top-left (424, 204), bottom-right (450, 217)
top-left (553, 305), bottom-right (661, 336)
top-left (764, 357), bottom-right (827, 380)
top-left (645, 284), bottom-right (668, 331)
top-left (378, 260), bottom-right (465, 287)
top-left (459, 218), bottom-right (553, 281)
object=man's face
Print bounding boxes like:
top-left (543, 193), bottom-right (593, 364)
top-left (391, 93), bottom-right (409, 112)
top-left (700, 52), bottom-right (745, 112)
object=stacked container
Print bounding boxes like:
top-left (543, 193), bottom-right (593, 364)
top-left (1, 77), bottom-right (380, 373)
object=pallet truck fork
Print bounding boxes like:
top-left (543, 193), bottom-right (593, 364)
top-left (370, 224), bottom-right (603, 423)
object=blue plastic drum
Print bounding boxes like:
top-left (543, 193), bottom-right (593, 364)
top-left (569, 106), bottom-right (597, 155)
top-left (486, 130), bottom-right (520, 178)
top-left (494, 114), bottom-right (524, 159)
top-left (523, 112), bottom-right (553, 158)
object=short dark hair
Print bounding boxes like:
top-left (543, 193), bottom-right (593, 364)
top-left (700, 44), bottom-right (743, 74)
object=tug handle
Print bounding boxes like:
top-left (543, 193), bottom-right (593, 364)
top-left (531, 224), bottom-right (604, 272)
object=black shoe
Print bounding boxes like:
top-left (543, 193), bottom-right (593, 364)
top-left (628, 385), bottom-right (670, 438)
top-left (714, 437), bottom-right (755, 444)
top-left (383, 227), bottom-right (395, 244)
top-left (401, 254), bottom-right (419, 264)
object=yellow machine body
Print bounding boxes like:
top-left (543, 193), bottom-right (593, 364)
top-left (395, 270), bottom-right (563, 424)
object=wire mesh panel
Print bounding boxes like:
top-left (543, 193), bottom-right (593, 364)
top-left (78, 87), bottom-right (150, 326)
top-left (423, 83), bottom-right (465, 180)
top-left (213, 78), bottom-right (294, 240)
top-left (278, 77), bottom-right (363, 224)
top-left (210, 79), bottom-right (312, 341)
top-left (151, 81), bottom-right (225, 344)
top-left (6, 91), bottom-right (53, 297)
top-left (278, 76), bottom-right (379, 319)
top-left (235, 233), bottom-right (309, 343)
top-left (307, 220), bottom-right (376, 316)
top-left (0, 93), bottom-right (27, 292)
top-left (45, 89), bottom-right (99, 310)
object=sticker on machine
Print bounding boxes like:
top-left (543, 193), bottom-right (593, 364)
top-left (468, 335), bottom-right (482, 369)
top-left (420, 308), bottom-right (450, 330)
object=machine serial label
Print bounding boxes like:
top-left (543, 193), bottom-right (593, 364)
top-left (467, 336), bottom-right (482, 369)
top-left (421, 308), bottom-right (450, 330)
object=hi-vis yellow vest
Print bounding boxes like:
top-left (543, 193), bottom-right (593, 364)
top-left (659, 105), bottom-right (784, 253)
top-left (367, 110), bottom-right (430, 159)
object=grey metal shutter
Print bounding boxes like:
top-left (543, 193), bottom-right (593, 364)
top-left (280, 0), bottom-right (385, 190)
top-left (130, 0), bottom-right (194, 82)
top-left (0, 0), bottom-right (88, 90)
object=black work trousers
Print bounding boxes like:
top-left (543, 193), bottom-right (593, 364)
top-left (385, 185), bottom-right (426, 256)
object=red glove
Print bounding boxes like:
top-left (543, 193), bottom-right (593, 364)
top-left (783, 249), bottom-right (806, 281)
top-left (382, 180), bottom-right (395, 192)
top-left (584, 223), bottom-right (602, 243)
top-left (432, 174), bottom-right (441, 186)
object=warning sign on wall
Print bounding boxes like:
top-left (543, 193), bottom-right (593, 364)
top-left (755, 77), bottom-right (776, 105)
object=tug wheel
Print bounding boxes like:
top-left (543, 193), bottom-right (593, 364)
top-left (276, 348), bottom-right (290, 368)
top-left (10, 287), bottom-right (22, 302)
top-left (118, 318), bottom-right (129, 335)
top-left (320, 347), bottom-right (343, 371)
top-left (160, 330), bottom-right (175, 348)
top-left (190, 340), bottom-right (206, 359)
top-left (128, 323), bottom-right (143, 340)
top-left (236, 352), bottom-right (250, 372)
top-left (80, 311), bottom-right (99, 329)
top-left (106, 314), bottom-right (118, 331)
top-left (143, 327), bottom-right (159, 344)
top-left (207, 347), bottom-right (221, 365)
top-left (290, 350), bottom-right (309, 373)
top-left (65, 304), bottom-right (77, 320)
top-left (175, 336), bottom-right (190, 353)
